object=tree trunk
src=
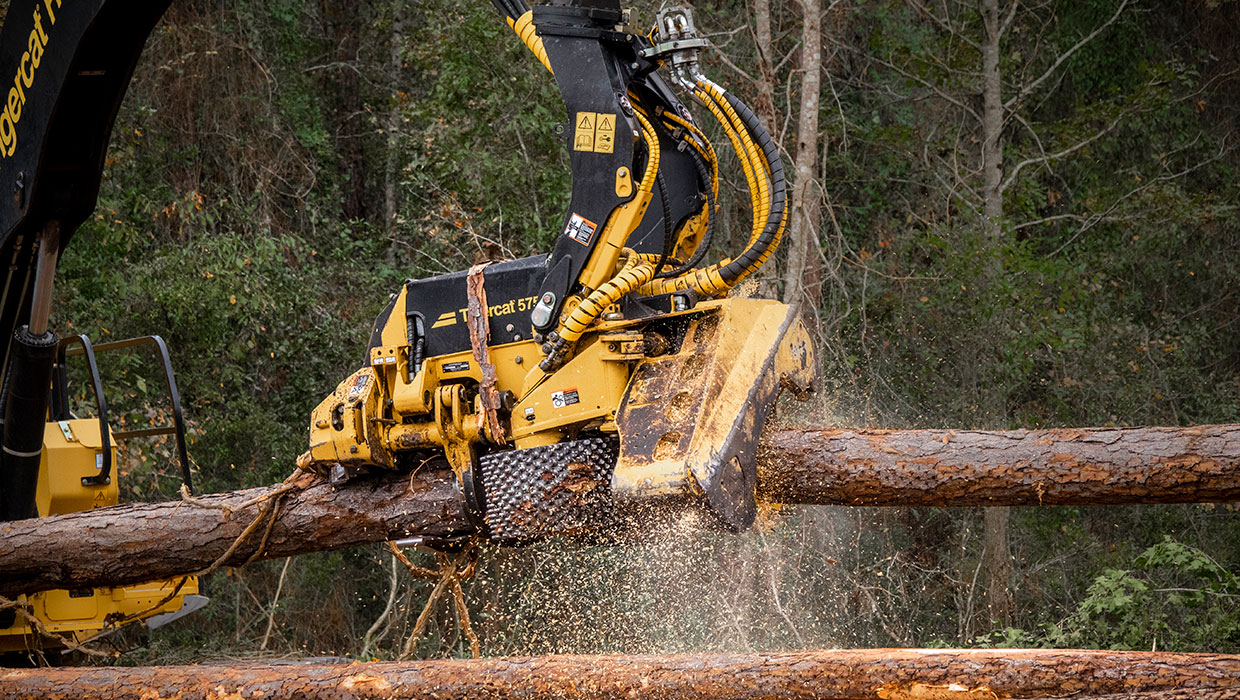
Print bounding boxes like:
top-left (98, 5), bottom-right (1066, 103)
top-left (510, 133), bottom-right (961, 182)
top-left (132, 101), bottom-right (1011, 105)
top-left (384, 0), bottom-right (405, 244)
top-left (982, 504), bottom-right (1014, 625)
top-left (319, 0), bottom-right (368, 222)
top-left (782, 0), bottom-right (823, 313)
top-left (756, 424), bottom-right (1240, 506)
top-left (752, 0), bottom-right (779, 137)
top-left (977, 0), bottom-right (1013, 632)
top-left (3, 425), bottom-right (1239, 598)
top-left (980, 0), bottom-right (1003, 236)
top-left (3, 649), bottom-right (1238, 699)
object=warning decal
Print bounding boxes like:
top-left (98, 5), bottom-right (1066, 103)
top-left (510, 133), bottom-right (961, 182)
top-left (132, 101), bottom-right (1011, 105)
top-left (595, 113), bottom-right (616, 154)
top-left (564, 213), bottom-right (598, 247)
top-left (346, 373), bottom-right (371, 400)
top-left (574, 112), bottom-right (596, 152)
top-left (551, 388), bottom-right (580, 409)
top-left (573, 111), bottom-right (618, 153)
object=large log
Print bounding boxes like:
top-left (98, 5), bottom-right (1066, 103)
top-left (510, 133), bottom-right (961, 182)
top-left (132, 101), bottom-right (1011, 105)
top-left (0, 468), bottom-right (470, 598)
top-left (758, 424), bottom-right (1240, 507)
top-left (2, 648), bottom-right (1238, 699)
top-left (2, 424), bottom-right (1238, 597)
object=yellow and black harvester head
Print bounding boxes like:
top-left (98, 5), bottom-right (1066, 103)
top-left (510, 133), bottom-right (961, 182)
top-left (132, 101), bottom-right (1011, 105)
top-left (305, 2), bottom-right (814, 543)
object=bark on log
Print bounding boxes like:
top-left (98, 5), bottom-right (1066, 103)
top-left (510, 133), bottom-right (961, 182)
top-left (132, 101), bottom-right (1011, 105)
top-left (758, 424), bottom-right (1240, 507)
top-left (2, 425), bottom-right (1238, 597)
top-left (2, 648), bottom-right (1238, 699)
top-left (0, 468), bottom-right (469, 598)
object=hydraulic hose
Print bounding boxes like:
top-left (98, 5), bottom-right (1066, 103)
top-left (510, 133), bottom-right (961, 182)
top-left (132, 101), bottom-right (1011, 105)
top-left (638, 82), bottom-right (785, 297)
top-left (559, 250), bottom-right (656, 344)
top-left (507, 9), bottom-right (553, 74)
top-left (656, 146), bottom-right (715, 278)
top-left (713, 86), bottom-right (787, 285)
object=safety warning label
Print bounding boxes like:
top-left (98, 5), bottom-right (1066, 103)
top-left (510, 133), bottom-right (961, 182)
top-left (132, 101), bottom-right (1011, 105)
top-left (573, 111), bottom-right (618, 153)
top-left (346, 373), bottom-right (371, 400)
top-left (574, 112), bottom-right (595, 152)
top-left (564, 213), bottom-right (598, 247)
top-left (551, 388), bottom-right (580, 409)
top-left (594, 113), bottom-right (615, 153)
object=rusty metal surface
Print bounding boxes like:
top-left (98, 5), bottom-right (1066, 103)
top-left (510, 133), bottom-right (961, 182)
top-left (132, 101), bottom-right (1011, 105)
top-left (466, 262), bottom-right (506, 445)
top-left (3, 648), bottom-right (1239, 699)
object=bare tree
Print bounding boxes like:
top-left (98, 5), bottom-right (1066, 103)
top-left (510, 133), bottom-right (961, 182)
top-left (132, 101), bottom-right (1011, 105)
top-left (782, 0), bottom-right (824, 316)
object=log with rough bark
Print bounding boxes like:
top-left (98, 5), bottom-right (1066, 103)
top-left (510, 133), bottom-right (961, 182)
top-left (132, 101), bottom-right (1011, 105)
top-left (757, 424), bottom-right (1240, 507)
top-left (0, 468), bottom-right (470, 598)
top-left (2, 648), bottom-right (1238, 699)
top-left (2, 424), bottom-right (1238, 597)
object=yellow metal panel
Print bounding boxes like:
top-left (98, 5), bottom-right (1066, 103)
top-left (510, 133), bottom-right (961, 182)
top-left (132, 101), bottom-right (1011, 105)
top-left (37, 420), bottom-right (117, 516)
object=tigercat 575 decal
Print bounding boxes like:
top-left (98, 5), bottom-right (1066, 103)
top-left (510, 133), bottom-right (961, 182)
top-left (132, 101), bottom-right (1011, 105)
top-left (0, 0), bottom-right (61, 159)
top-left (430, 295), bottom-right (537, 330)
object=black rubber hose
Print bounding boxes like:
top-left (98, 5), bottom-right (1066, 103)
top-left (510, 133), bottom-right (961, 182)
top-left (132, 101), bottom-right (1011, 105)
top-left (656, 146), bottom-right (715, 278)
top-left (716, 90), bottom-right (786, 285)
top-left (652, 169), bottom-right (676, 276)
top-left (0, 326), bottom-right (57, 522)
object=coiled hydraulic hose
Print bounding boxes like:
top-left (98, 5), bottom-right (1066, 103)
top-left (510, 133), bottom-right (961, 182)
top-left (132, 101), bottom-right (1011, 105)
top-left (638, 81), bottom-right (786, 298)
top-left (508, 10), bottom-right (553, 74)
top-left (656, 146), bottom-right (715, 278)
top-left (712, 86), bottom-right (787, 285)
top-left (559, 250), bottom-right (656, 344)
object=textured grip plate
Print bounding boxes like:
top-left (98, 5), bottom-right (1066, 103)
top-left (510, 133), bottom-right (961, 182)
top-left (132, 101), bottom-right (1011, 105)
top-left (480, 436), bottom-right (618, 543)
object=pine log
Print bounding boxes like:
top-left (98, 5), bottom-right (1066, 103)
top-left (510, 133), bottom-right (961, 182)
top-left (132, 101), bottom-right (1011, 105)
top-left (758, 424), bottom-right (1240, 507)
top-left (0, 468), bottom-right (470, 598)
top-left (2, 648), bottom-right (1238, 699)
top-left (2, 424), bottom-right (1238, 598)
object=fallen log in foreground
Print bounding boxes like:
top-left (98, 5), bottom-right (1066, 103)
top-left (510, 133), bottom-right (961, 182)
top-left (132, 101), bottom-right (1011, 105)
top-left (2, 424), bottom-right (1238, 597)
top-left (3, 648), bottom-right (1238, 699)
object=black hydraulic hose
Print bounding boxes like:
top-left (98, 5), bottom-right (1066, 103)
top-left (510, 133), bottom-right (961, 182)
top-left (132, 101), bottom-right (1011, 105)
top-left (657, 146), bottom-right (716, 278)
top-left (0, 326), bottom-right (57, 522)
top-left (489, 0), bottom-right (522, 20)
top-left (652, 169), bottom-right (676, 276)
top-left (716, 90), bottom-right (786, 285)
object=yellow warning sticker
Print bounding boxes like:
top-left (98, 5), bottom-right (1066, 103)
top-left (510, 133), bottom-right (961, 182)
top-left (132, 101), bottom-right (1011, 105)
top-left (574, 112), bottom-right (596, 152)
top-left (573, 111), bottom-right (618, 153)
top-left (595, 113), bottom-right (616, 154)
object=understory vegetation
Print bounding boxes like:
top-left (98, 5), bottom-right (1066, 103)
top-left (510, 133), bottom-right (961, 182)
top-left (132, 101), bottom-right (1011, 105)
top-left (37, 0), bottom-right (1240, 659)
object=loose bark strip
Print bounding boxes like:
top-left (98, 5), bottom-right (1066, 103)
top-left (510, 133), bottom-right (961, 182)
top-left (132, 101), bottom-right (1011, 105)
top-left (0, 468), bottom-right (469, 598)
top-left (757, 424), bottom-right (1240, 507)
top-left (2, 648), bottom-right (1238, 699)
top-left (2, 425), bottom-right (1239, 597)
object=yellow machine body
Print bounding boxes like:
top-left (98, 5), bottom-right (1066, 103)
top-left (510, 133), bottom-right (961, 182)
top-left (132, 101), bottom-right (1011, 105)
top-left (0, 419), bottom-right (198, 653)
top-left (303, 4), bottom-right (817, 541)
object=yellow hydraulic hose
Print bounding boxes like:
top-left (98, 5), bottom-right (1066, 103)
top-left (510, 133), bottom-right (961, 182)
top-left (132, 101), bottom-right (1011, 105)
top-left (698, 82), bottom-right (770, 246)
top-left (508, 10), bottom-right (553, 74)
top-left (559, 250), bottom-right (656, 343)
top-left (661, 111), bottom-right (719, 203)
top-left (633, 109), bottom-right (660, 195)
top-left (639, 82), bottom-right (786, 298)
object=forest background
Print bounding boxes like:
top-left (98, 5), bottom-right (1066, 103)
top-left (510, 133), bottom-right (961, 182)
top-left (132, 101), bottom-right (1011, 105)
top-left (18, 0), bottom-right (1240, 660)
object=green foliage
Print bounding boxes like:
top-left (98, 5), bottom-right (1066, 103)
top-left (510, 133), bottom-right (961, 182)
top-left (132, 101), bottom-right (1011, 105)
top-left (997, 538), bottom-right (1240, 652)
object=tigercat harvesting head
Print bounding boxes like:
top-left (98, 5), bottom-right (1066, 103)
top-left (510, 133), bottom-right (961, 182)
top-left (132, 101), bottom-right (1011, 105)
top-left (305, 2), bottom-right (815, 544)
